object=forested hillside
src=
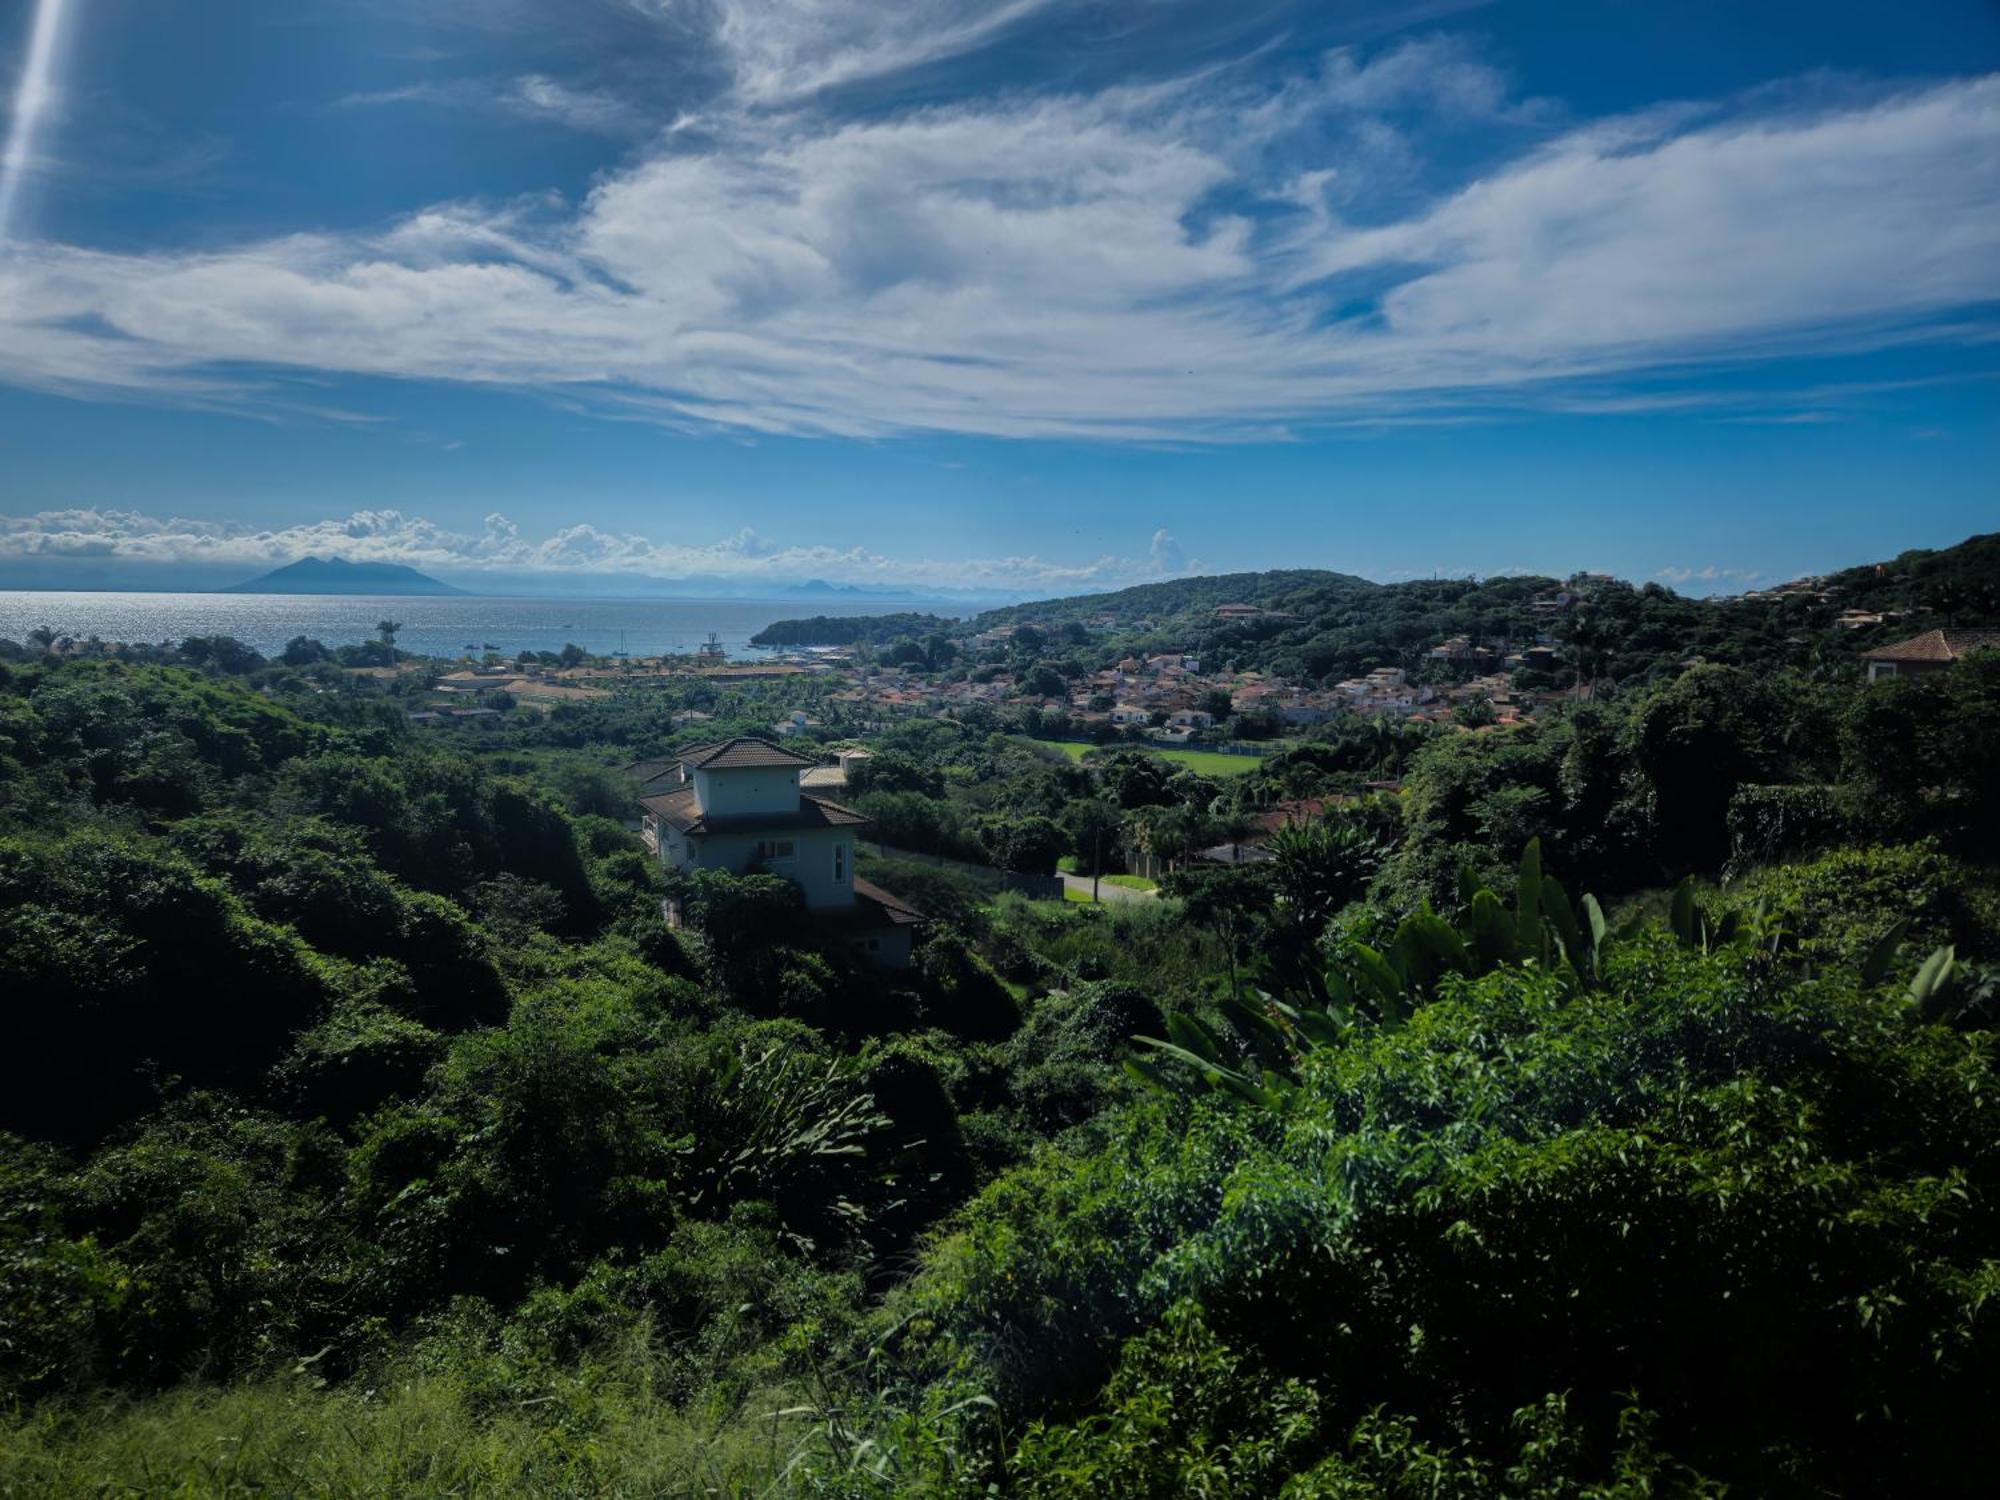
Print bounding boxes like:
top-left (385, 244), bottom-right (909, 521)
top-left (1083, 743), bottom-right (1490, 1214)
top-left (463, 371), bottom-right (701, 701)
top-left (939, 531), bottom-right (2000, 687)
top-left (2, 601), bottom-right (1999, 1493)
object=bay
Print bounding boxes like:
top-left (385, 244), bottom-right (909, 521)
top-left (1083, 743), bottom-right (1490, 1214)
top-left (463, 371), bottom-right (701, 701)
top-left (0, 592), bottom-right (965, 661)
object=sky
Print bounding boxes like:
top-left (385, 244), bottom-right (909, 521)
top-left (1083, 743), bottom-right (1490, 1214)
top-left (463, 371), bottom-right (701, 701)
top-left (0, 0), bottom-right (1996, 599)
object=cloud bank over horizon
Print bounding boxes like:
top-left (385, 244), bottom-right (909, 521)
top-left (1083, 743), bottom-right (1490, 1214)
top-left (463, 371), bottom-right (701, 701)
top-left (0, 505), bottom-right (1207, 594)
top-left (1, 13), bottom-right (1995, 442)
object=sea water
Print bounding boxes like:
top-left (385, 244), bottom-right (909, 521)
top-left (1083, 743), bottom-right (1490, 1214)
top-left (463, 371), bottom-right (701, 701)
top-left (0, 592), bottom-right (964, 661)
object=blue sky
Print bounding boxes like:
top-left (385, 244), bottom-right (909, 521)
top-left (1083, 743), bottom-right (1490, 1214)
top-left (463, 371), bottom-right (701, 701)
top-left (0, 0), bottom-right (1996, 597)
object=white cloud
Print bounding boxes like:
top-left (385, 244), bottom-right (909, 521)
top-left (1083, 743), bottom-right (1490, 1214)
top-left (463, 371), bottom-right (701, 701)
top-left (340, 74), bottom-right (654, 136)
top-left (0, 506), bottom-right (1194, 589)
top-left (1655, 564), bottom-right (1764, 587)
top-left (1, 59), bottom-right (1996, 439)
top-left (1148, 528), bottom-right (1190, 574)
top-left (624, 0), bottom-right (1065, 104)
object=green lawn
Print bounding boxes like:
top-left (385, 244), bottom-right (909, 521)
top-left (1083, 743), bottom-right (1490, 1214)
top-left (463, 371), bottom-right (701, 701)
top-left (1028, 739), bottom-right (1264, 777)
top-left (1102, 873), bottom-right (1158, 891)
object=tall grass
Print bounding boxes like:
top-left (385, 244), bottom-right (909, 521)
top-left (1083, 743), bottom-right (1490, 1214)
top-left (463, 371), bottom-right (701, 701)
top-left (0, 1365), bottom-right (811, 1498)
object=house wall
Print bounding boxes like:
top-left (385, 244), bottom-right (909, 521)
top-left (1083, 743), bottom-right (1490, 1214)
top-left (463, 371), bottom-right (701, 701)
top-left (844, 926), bottom-right (913, 969)
top-left (1867, 660), bottom-right (1947, 682)
top-left (684, 825), bottom-right (856, 910)
top-left (690, 765), bottom-right (802, 817)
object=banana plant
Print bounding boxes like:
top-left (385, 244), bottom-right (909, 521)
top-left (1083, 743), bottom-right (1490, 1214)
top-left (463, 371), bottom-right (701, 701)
top-left (1665, 878), bottom-right (1791, 958)
top-left (1131, 838), bottom-right (1974, 1110)
top-left (1133, 839), bottom-right (1610, 1104)
top-left (1878, 936), bottom-right (1998, 1028)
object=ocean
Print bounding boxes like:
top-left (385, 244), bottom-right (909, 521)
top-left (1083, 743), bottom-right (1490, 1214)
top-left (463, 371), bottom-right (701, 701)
top-left (0, 592), bottom-right (965, 662)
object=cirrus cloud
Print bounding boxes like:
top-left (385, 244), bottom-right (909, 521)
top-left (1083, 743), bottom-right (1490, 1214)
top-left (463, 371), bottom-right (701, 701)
top-left (1, 43), bottom-right (1996, 441)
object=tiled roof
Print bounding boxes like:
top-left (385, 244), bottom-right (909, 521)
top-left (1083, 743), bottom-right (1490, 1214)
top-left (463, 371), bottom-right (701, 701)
top-left (1862, 628), bottom-right (2000, 664)
top-left (847, 878), bottom-right (926, 929)
top-left (676, 736), bottom-right (820, 770)
top-left (639, 787), bottom-right (870, 836)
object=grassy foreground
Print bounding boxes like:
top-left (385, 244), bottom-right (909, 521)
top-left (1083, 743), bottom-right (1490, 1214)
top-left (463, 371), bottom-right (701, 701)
top-left (0, 1367), bottom-right (802, 1498)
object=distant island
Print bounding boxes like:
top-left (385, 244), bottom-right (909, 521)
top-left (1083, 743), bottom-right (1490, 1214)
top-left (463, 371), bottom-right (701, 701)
top-left (223, 556), bottom-right (469, 596)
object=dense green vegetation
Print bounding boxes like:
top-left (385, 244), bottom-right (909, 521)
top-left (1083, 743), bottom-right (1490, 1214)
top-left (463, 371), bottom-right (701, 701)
top-left (749, 613), bottom-right (961, 648)
top-left (2, 568), bottom-right (1999, 1495)
top-left (926, 531), bottom-right (2000, 691)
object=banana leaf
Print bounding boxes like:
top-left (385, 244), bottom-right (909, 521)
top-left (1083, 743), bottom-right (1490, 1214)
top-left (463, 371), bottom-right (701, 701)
top-left (1860, 919), bottom-right (1909, 986)
top-left (1541, 874), bottom-right (1586, 984)
top-left (1515, 838), bottom-right (1544, 953)
top-left (1909, 945), bottom-right (1959, 1023)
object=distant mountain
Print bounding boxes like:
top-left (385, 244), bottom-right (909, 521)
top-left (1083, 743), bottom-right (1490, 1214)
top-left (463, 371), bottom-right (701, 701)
top-left (223, 557), bottom-right (469, 596)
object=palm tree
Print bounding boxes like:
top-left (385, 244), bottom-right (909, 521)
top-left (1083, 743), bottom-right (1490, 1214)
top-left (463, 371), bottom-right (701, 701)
top-left (1267, 814), bottom-right (1386, 929)
top-left (376, 620), bottom-right (402, 656)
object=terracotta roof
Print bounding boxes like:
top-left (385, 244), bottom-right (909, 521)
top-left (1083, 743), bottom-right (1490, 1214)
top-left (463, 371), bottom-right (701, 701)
top-left (1862, 628), bottom-right (2000, 664)
top-left (675, 736), bottom-right (820, 770)
top-left (639, 787), bottom-right (870, 836)
top-left (845, 878), bottom-right (927, 929)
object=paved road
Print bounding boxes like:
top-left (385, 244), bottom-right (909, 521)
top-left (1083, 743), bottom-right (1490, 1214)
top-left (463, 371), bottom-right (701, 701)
top-left (1059, 873), bottom-right (1158, 904)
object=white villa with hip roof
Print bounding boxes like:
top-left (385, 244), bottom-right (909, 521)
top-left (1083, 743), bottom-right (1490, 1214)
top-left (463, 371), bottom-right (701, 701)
top-left (635, 737), bottom-right (922, 966)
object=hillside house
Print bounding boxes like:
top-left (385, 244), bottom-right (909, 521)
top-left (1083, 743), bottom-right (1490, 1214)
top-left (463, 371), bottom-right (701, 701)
top-left (1862, 628), bottom-right (2000, 682)
top-left (637, 737), bottom-right (921, 965)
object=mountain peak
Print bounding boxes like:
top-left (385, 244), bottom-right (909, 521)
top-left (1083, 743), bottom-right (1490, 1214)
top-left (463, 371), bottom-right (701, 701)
top-left (223, 556), bottom-right (469, 596)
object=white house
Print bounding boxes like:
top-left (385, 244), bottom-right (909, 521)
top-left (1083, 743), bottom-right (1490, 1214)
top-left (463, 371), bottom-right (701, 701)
top-left (638, 737), bottom-right (921, 965)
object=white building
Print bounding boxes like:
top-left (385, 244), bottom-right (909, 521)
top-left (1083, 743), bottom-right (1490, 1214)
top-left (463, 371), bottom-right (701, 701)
top-left (638, 737), bottom-right (920, 965)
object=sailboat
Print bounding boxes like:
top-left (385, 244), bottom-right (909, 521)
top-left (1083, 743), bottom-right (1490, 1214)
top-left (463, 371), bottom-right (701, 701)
top-left (612, 630), bottom-right (630, 659)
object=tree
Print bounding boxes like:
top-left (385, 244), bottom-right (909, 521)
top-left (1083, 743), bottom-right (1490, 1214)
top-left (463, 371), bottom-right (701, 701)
top-left (375, 620), bottom-right (402, 653)
top-left (178, 636), bottom-right (264, 674)
top-left (1160, 861), bottom-right (1271, 1002)
top-left (1626, 664), bottom-right (1797, 874)
top-left (281, 636), bottom-right (330, 667)
top-left (1199, 688), bottom-right (1233, 721)
top-left (978, 814), bottom-right (1066, 875)
top-left (1266, 812), bottom-right (1385, 930)
top-left (1452, 693), bottom-right (1498, 728)
top-left (1063, 798), bottom-right (1125, 894)
top-left (1022, 663), bottom-right (1068, 700)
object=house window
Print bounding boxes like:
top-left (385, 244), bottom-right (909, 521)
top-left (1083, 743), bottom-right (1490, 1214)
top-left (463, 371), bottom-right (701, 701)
top-left (756, 838), bottom-right (797, 861)
top-left (833, 843), bottom-right (847, 884)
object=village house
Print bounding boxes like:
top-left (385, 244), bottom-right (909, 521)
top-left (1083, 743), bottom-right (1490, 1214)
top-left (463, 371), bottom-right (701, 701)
top-left (637, 737), bottom-right (921, 966)
top-left (1861, 628), bottom-right (2000, 682)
